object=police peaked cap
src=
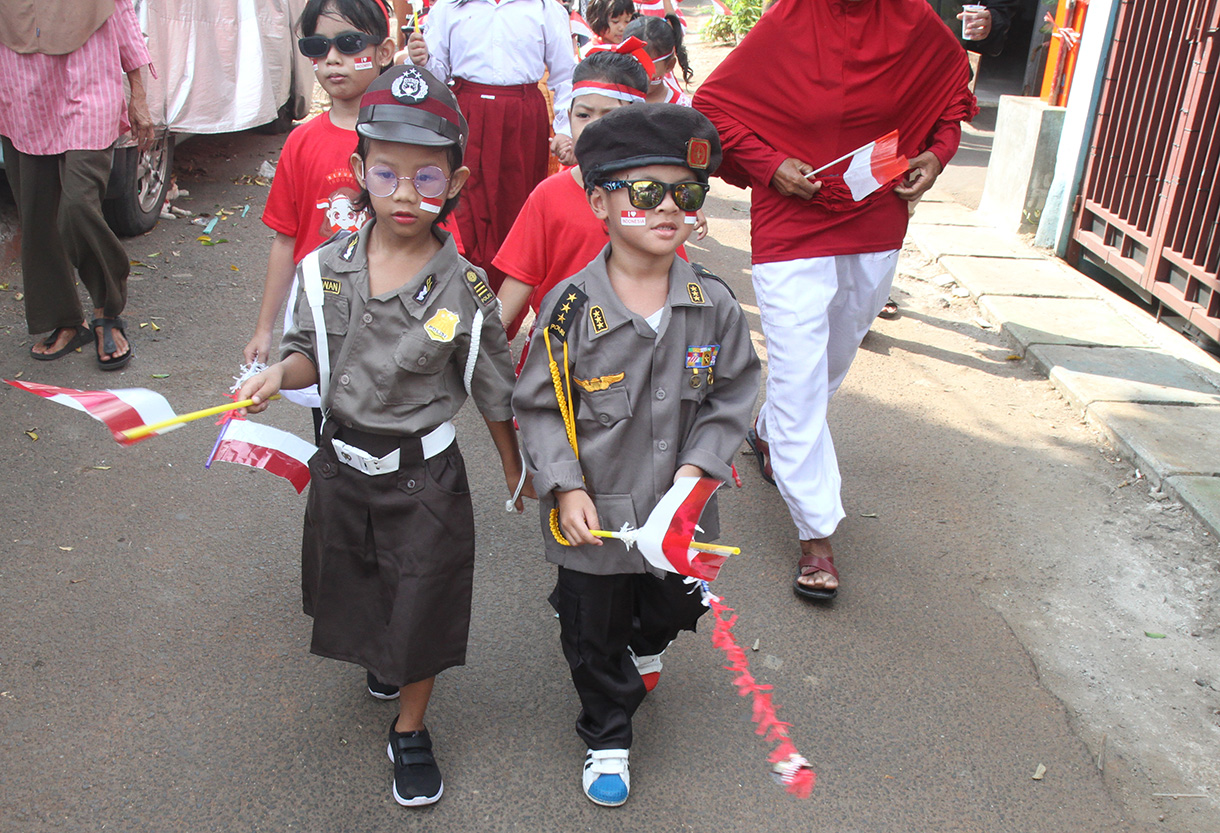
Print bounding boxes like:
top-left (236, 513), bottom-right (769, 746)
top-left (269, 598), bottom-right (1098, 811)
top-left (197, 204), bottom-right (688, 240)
top-left (357, 65), bottom-right (468, 155)
top-left (576, 103), bottom-right (722, 188)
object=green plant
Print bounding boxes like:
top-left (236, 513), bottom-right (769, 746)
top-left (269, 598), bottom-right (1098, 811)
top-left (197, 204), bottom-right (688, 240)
top-left (702, 0), bottom-right (768, 44)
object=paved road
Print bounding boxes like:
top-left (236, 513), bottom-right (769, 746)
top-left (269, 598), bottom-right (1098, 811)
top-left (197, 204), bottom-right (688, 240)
top-left (0, 127), bottom-right (1207, 832)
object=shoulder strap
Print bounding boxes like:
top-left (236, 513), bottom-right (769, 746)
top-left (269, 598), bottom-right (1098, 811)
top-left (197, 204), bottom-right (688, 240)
top-left (690, 261), bottom-right (737, 300)
top-left (300, 251), bottom-right (331, 415)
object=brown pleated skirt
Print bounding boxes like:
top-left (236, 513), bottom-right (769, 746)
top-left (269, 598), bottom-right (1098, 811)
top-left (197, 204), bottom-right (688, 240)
top-left (301, 422), bottom-right (475, 687)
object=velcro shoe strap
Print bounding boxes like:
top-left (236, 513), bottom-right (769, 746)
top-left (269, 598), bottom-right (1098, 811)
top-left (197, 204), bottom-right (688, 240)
top-left (589, 749), bottom-right (629, 774)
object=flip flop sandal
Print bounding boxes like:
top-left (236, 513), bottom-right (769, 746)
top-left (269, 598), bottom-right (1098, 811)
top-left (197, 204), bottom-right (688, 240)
top-left (794, 552), bottom-right (838, 601)
top-left (877, 297), bottom-right (900, 320)
top-left (745, 427), bottom-right (776, 486)
top-left (91, 316), bottom-right (134, 371)
top-left (30, 325), bottom-right (93, 361)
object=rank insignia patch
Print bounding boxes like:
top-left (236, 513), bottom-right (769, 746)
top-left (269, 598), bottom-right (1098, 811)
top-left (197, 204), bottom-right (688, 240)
top-left (685, 344), bottom-right (719, 368)
top-left (465, 268), bottom-right (494, 306)
top-left (341, 233), bottom-right (359, 261)
top-left (686, 137), bottom-right (711, 170)
top-left (686, 282), bottom-right (705, 305)
top-left (547, 284), bottom-right (589, 341)
top-left (574, 372), bottom-right (624, 392)
top-left (413, 275), bottom-right (435, 305)
top-left (321, 278), bottom-right (342, 295)
top-left (424, 308), bottom-right (459, 343)
top-left (589, 305), bottom-right (608, 333)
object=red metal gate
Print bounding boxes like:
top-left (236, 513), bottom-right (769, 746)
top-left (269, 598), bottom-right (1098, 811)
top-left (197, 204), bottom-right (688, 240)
top-left (1071, 0), bottom-right (1220, 341)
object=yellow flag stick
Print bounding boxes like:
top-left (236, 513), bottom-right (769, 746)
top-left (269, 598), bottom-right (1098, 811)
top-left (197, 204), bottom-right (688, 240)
top-left (120, 396), bottom-right (281, 441)
top-left (590, 529), bottom-right (740, 556)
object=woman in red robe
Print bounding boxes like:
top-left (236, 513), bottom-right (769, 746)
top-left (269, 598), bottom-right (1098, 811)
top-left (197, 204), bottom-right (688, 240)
top-left (694, 0), bottom-right (977, 602)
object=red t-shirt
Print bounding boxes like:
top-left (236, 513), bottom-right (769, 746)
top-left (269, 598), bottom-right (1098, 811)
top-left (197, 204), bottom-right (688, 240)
top-left (492, 167), bottom-right (688, 335)
top-left (263, 112), bottom-right (368, 264)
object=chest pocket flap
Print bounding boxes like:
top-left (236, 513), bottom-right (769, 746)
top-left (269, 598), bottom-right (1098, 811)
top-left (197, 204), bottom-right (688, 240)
top-left (576, 385), bottom-right (632, 428)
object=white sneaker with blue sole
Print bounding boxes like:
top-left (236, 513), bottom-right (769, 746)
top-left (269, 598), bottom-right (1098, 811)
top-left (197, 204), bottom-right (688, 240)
top-left (582, 748), bottom-right (630, 807)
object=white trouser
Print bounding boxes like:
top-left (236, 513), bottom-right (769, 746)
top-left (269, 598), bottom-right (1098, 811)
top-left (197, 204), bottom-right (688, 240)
top-left (752, 251), bottom-right (899, 539)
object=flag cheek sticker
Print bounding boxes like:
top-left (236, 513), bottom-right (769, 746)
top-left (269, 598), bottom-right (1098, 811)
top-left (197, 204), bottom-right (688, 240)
top-left (620, 210), bottom-right (646, 226)
top-left (684, 212), bottom-right (698, 225)
top-left (354, 56), bottom-right (374, 71)
top-left (420, 196), bottom-right (443, 214)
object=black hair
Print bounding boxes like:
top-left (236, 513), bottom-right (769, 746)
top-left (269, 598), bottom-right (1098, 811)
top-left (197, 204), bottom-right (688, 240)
top-left (299, 0), bottom-right (390, 39)
top-left (351, 134), bottom-right (465, 225)
top-left (624, 14), bottom-right (693, 85)
top-left (586, 0), bottom-right (637, 38)
top-left (572, 50), bottom-right (650, 95)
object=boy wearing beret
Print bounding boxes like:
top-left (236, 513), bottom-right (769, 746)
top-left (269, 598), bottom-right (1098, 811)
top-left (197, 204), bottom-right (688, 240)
top-left (513, 103), bottom-right (761, 807)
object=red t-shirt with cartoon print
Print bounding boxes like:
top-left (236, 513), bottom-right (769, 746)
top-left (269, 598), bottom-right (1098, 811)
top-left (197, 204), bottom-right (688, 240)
top-left (263, 112), bottom-right (367, 264)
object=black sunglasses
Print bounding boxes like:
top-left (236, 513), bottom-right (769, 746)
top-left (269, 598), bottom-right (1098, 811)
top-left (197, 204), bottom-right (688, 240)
top-left (298, 31), bottom-right (373, 59)
top-left (601, 179), bottom-right (709, 212)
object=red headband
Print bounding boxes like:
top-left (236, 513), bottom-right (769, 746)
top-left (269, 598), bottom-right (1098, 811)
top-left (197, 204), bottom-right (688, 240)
top-left (608, 36), bottom-right (656, 79)
top-left (572, 80), bottom-right (646, 103)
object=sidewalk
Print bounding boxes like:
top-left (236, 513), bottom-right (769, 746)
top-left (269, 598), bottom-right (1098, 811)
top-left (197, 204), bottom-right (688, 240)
top-left (907, 194), bottom-right (1220, 538)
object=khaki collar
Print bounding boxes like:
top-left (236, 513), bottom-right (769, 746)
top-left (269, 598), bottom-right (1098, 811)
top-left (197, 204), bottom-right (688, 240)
top-left (579, 247), bottom-right (710, 341)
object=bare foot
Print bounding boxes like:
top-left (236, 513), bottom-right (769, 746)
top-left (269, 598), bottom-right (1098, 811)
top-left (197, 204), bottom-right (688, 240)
top-left (31, 325), bottom-right (86, 357)
top-left (797, 537), bottom-right (838, 592)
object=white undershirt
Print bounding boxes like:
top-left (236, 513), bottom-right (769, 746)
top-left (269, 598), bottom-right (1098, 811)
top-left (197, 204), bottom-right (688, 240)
top-left (643, 307), bottom-right (665, 332)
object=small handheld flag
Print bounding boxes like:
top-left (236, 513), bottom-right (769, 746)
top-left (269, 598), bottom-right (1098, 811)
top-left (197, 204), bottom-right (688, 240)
top-left (205, 418), bottom-right (314, 493)
top-left (6, 380), bottom-right (179, 446)
top-left (806, 130), bottom-right (909, 201)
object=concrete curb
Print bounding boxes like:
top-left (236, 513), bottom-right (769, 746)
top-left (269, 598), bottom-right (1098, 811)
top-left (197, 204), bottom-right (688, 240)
top-left (907, 212), bottom-right (1220, 539)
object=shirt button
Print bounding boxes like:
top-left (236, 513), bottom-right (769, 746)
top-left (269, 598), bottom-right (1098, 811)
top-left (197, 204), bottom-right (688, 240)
top-left (340, 374), bottom-right (350, 385)
top-left (655, 389), bottom-right (666, 400)
top-left (406, 479), bottom-right (416, 489)
top-left (599, 414), bottom-right (610, 424)
top-left (362, 312), bottom-right (373, 323)
top-left (657, 440), bottom-right (669, 451)
top-left (417, 356), bottom-right (428, 366)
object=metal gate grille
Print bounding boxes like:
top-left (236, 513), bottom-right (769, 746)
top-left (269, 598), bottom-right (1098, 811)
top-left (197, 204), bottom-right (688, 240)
top-left (1072, 0), bottom-right (1220, 340)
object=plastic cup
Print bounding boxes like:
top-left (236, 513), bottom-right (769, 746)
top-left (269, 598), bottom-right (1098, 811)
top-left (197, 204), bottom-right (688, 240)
top-left (961, 4), bottom-right (986, 40)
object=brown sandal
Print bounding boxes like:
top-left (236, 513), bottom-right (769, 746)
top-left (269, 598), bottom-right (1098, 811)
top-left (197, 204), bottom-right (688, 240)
top-left (794, 551), bottom-right (838, 601)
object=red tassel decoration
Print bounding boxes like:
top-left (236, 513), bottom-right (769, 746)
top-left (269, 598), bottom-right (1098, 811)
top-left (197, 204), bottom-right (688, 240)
top-left (706, 591), bottom-right (816, 798)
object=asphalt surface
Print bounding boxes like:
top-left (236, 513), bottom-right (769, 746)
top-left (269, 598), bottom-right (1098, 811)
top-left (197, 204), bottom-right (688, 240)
top-left (6, 122), bottom-right (1207, 832)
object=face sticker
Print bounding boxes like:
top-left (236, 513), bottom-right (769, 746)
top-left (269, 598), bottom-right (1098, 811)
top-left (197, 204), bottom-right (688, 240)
top-left (420, 196), bottom-right (443, 214)
top-left (620, 210), bottom-right (646, 227)
top-left (684, 212), bottom-right (698, 225)
top-left (321, 278), bottom-right (342, 294)
top-left (413, 275), bottom-right (435, 305)
top-left (686, 282), bottom-right (705, 305)
top-left (574, 372), bottom-right (625, 392)
top-left (391, 67), bottom-right (429, 103)
top-left (354, 56), bottom-right (374, 71)
top-left (589, 305), bottom-right (608, 333)
top-left (424, 308), bottom-right (459, 343)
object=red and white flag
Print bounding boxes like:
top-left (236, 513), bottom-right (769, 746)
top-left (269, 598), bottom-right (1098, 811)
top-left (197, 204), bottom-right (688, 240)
top-left (569, 10), bottom-right (594, 42)
top-left (840, 130), bottom-right (909, 201)
top-left (205, 418), bottom-right (314, 494)
top-left (5, 379), bottom-right (179, 446)
top-left (419, 195), bottom-right (444, 214)
top-left (709, 0), bottom-right (733, 15)
top-left (634, 476), bottom-right (729, 581)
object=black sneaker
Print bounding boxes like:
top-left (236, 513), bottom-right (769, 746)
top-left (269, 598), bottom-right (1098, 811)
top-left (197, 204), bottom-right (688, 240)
top-left (386, 722), bottom-right (443, 806)
top-left (367, 671), bottom-right (400, 701)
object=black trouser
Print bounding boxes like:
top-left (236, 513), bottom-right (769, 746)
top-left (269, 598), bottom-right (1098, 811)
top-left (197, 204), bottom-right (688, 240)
top-left (549, 567), bottom-right (708, 750)
top-left (1, 137), bottom-right (128, 334)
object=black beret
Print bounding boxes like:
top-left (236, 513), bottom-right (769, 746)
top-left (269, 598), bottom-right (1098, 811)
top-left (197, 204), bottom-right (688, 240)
top-left (357, 65), bottom-right (469, 156)
top-left (576, 102), bottom-right (722, 188)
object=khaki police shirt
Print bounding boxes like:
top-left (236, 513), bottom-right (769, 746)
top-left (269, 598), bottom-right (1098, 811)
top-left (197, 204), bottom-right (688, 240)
top-left (513, 247), bottom-right (761, 575)
top-left (281, 224), bottom-right (516, 435)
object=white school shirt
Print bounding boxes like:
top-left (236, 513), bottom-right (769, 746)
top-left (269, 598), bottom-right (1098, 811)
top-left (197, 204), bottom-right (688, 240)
top-left (422, 0), bottom-right (574, 135)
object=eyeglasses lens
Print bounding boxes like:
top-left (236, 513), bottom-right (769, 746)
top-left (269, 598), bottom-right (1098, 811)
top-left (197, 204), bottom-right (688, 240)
top-left (365, 165), bottom-right (449, 199)
top-left (298, 31), bottom-right (370, 58)
top-left (624, 180), bottom-right (707, 211)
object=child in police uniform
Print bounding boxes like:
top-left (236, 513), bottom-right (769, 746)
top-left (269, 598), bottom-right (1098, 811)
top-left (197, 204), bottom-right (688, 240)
top-left (512, 104), bottom-right (761, 807)
top-left (239, 64), bottom-right (528, 808)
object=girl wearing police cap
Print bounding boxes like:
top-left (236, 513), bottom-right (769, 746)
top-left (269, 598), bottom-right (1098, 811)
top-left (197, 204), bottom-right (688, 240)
top-left (239, 64), bottom-right (531, 808)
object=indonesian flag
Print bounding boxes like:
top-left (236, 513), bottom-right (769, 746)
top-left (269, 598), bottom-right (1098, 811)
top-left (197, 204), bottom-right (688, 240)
top-left (710, 0), bottom-right (732, 15)
top-left (840, 130), bottom-right (909, 201)
top-left (419, 195), bottom-right (444, 214)
top-left (635, 477), bottom-right (728, 581)
top-left (5, 379), bottom-right (179, 446)
top-left (205, 418), bottom-right (314, 494)
top-left (569, 10), bottom-right (594, 43)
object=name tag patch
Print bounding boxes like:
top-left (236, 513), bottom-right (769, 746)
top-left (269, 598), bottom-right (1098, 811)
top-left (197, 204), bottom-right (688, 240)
top-left (321, 278), bottom-right (342, 294)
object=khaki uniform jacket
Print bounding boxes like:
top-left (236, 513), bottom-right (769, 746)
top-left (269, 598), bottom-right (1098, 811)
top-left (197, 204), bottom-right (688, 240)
top-left (281, 224), bottom-right (516, 435)
top-left (513, 248), bottom-right (761, 575)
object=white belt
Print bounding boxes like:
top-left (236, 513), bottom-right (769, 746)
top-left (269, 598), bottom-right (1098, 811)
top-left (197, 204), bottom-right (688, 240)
top-left (331, 421), bottom-right (455, 476)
